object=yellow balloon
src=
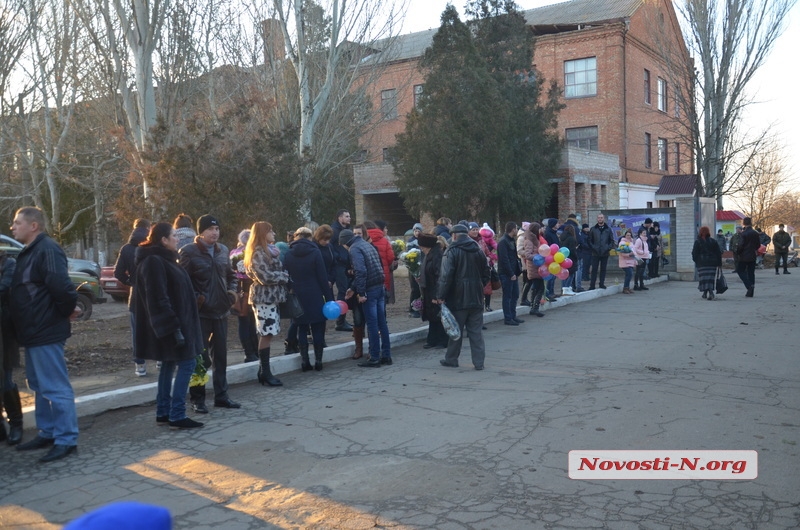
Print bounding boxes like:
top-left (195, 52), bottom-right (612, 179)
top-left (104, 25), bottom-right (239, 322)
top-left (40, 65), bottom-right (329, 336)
top-left (548, 262), bottom-right (561, 275)
top-left (553, 252), bottom-right (565, 263)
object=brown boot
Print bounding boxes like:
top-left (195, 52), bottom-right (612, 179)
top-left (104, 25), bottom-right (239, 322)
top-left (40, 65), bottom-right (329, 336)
top-left (352, 327), bottom-right (364, 359)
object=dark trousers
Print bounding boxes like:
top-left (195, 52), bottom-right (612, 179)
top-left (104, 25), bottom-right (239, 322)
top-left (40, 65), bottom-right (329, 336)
top-left (736, 261), bottom-right (756, 289)
top-left (334, 265), bottom-right (348, 301)
top-left (425, 310), bottom-right (449, 347)
top-left (499, 274), bottom-right (519, 321)
top-left (775, 253), bottom-right (789, 270)
top-left (649, 254), bottom-right (660, 277)
top-left (409, 275), bottom-right (421, 311)
top-left (590, 255), bottom-right (609, 288)
top-left (635, 260), bottom-right (648, 285)
top-left (298, 321), bottom-right (326, 346)
top-left (237, 307), bottom-right (258, 358)
top-left (190, 317), bottom-right (229, 405)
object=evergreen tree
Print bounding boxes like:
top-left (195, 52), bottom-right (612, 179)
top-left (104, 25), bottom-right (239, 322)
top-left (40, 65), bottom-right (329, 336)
top-left (394, 1), bottom-right (563, 222)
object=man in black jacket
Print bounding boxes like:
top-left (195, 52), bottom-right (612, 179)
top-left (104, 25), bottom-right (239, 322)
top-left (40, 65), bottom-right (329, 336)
top-left (497, 222), bottom-right (523, 326)
top-left (179, 215), bottom-right (240, 412)
top-left (735, 217), bottom-right (761, 297)
top-left (114, 218), bottom-right (151, 376)
top-left (588, 213), bottom-right (615, 290)
top-left (434, 224), bottom-right (490, 370)
top-left (10, 207), bottom-right (79, 462)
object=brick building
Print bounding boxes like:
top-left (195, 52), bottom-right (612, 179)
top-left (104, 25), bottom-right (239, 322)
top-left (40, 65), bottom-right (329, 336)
top-left (354, 0), bottom-right (693, 230)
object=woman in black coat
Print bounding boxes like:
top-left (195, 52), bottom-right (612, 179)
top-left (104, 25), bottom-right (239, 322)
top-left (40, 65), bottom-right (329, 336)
top-left (417, 233), bottom-right (448, 349)
top-left (691, 226), bottom-right (722, 300)
top-left (283, 229), bottom-right (335, 371)
top-left (0, 250), bottom-right (23, 445)
top-left (134, 223), bottom-right (205, 429)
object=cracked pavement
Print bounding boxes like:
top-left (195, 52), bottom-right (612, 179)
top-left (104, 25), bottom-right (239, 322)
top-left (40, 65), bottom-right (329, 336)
top-left (0, 270), bottom-right (798, 529)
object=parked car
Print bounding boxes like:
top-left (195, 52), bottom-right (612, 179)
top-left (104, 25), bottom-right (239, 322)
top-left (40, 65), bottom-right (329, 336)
top-left (100, 266), bottom-right (130, 302)
top-left (0, 245), bottom-right (106, 321)
top-left (0, 234), bottom-right (101, 278)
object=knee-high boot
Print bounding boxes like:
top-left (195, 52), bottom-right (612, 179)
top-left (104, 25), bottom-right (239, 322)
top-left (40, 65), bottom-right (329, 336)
top-left (3, 385), bottom-right (23, 445)
top-left (314, 344), bottom-right (324, 371)
top-left (258, 348), bottom-right (283, 385)
top-left (529, 294), bottom-right (545, 317)
top-left (299, 344), bottom-right (313, 372)
top-left (352, 327), bottom-right (364, 359)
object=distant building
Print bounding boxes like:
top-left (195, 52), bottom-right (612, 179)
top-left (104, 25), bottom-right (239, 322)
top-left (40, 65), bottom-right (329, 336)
top-left (354, 0), bottom-right (694, 228)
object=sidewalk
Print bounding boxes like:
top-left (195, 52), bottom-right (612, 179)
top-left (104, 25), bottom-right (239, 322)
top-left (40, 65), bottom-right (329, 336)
top-left (4, 269), bottom-right (797, 529)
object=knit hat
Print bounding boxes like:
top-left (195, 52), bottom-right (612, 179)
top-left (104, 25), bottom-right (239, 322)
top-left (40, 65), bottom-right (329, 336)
top-left (644, 218), bottom-right (653, 224)
top-left (197, 214), bottom-right (219, 234)
top-left (547, 218), bottom-right (558, 228)
top-left (450, 224), bottom-right (468, 234)
top-left (481, 222), bottom-right (494, 236)
top-left (339, 229), bottom-right (355, 246)
top-left (521, 221), bottom-right (530, 231)
top-left (412, 223), bottom-right (424, 232)
top-left (468, 222), bottom-right (480, 230)
top-left (417, 233), bottom-right (438, 248)
top-left (582, 223), bottom-right (590, 229)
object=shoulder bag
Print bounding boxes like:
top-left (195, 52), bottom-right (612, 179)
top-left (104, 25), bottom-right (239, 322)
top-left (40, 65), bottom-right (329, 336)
top-left (715, 267), bottom-right (728, 294)
top-left (279, 290), bottom-right (305, 320)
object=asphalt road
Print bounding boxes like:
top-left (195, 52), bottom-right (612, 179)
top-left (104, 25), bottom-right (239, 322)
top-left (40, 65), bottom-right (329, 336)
top-left (0, 270), bottom-right (797, 529)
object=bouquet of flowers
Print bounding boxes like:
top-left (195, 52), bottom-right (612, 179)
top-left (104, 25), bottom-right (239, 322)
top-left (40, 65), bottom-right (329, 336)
top-left (617, 242), bottom-right (633, 254)
top-left (189, 354), bottom-right (209, 387)
top-left (411, 298), bottom-right (423, 312)
top-left (400, 248), bottom-right (421, 277)
top-left (391, 239), bottom-right (406, 258)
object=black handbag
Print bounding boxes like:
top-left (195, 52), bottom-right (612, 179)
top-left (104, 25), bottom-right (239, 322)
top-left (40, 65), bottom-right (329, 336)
top-left (279, 291), bottom-right (304, 320)
top-left (715, 267), bottom-right (728, 294)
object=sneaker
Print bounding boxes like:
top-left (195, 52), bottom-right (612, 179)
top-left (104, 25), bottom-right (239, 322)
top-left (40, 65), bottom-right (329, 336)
top-left (520, 299), bottom-right (531, 306)
top-left (169, 418), bottom-right (204, 429)
top-left (134, 363), bottom-right (146, 377)
top-left (156, 361), bottom-right (162, 369)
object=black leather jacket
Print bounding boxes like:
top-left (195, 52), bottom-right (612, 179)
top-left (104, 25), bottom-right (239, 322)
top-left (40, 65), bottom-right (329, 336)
top-left (10, 233), bottom-right (77, 347)
top-left (178, 237), bottom-right (237, 319)
top-left (435, 236), bottom-right (490, 311)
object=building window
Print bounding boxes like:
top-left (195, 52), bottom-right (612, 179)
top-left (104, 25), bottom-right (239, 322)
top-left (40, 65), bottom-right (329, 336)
top-left (565, 126), bottom-right (599, 151)
top-left (381, 89), bottom-right (397, 120)
top-left (674, 143), bottom-right (681, 173)
top-left (644, 69), bottom-right (651, 105)
top-left (657, 77), bottom-right (667, 112)
top-left (413, 84), bottom-right (424, 108)
top-left (382, 147), bottom-right (396, 163)
top-left (658, 138), bottom-right (668, 170)
top-left (644, 133), bottom-right (652, 169)
top-left (647, 201), bottom-right (653, 209)
top-left (564, 57), bottom-right (597, 98)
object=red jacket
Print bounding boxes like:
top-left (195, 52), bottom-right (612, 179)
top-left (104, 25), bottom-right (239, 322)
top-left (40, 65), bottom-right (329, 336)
top-left (367, 228), bottom-right (395, 291)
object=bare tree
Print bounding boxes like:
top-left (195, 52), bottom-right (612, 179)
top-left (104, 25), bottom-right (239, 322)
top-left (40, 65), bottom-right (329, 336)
top-left (730, 140), bottom-right (790, 229)
top-left (666, 0), bottom-right (796, 208)
top-left (260, 0), bottom-right (404, 220)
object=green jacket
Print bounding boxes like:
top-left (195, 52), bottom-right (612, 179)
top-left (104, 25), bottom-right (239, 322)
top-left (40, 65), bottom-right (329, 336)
top-left (772, 229), bottom-right (792, 254)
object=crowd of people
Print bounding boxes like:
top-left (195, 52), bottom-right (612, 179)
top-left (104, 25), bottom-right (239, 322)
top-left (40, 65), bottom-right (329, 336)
top-left (1, 205), bottom-right (793, 463)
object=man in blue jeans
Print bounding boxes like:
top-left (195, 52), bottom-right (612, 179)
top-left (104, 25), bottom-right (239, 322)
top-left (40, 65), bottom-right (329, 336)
top-left (496, 222), bottom-right (523, 325)
top-left (340, 229), bottom-right (391, 367)
top-left (10, 206), bottom-right (80, 462)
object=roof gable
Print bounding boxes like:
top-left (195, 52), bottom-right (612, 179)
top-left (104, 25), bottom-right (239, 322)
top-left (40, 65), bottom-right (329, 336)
top-left (655, 174), bottom-right (698, 196)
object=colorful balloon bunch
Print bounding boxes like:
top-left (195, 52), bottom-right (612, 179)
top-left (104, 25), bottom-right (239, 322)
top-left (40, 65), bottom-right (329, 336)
top-left (532, 243), bottom-right (573, 280)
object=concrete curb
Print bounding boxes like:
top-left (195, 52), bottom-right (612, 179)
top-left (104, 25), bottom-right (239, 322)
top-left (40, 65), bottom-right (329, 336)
top-left (27, 276), bottom-right (669, 420)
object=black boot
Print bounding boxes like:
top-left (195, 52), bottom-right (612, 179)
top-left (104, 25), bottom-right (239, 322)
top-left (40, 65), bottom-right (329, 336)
top-left (284, 339), bottom-right (299, 355)
top-left (314, 344), bottom-right (324, 371)
top-left (335, 315), bottom-right (353, 332)
top-left (257, 348), bottom-right (283, 386)
top-left (529, 296), bottom-right (545, 317)
top-left (299, 344), bottom-right (313, 372)
top-left (4, 386), bottom-right (23, 446)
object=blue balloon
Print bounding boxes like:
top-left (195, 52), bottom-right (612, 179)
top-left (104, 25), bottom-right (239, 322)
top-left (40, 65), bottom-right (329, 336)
top-left (533, 254), bottom-right (545, 266)
top-left (323, 301), bottom-right (341, 320)
top-left (559, 247), bottom-right (570, 258)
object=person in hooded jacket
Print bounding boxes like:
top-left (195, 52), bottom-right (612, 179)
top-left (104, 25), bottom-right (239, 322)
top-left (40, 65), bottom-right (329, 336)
top-left (368, 220), bottom-right (397, 304)
top-left (133, 223), bottom-right (204, 429)
top-left (434, 224), bottom-right (490, 370)
top-left (114, 218), bottom-right (151, 376)
top-left (417, 233), bottom-right (448, 349)
top-left (283, 227), bottom-right (335, 371)
top-left (172, 213), bottom-right (196, 250)
top-left (522, 222), bottom-right (548, 317)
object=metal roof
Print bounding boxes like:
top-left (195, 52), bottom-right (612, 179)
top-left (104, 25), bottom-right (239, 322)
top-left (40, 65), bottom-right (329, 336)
top-left (655, 174), bottom-right (698, 196)
top-left (716, 210), bottom-right (746, 221)
top-left (376, 0), bottom-right (644, 63)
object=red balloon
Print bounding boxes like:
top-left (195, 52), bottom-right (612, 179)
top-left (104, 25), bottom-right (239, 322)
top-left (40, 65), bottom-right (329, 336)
top-left (545, 254), bottom-right (555, 265)
top-left (549, 243), bottom-right (560, 254)
top-left (336, 300), bottom-right (349, 316)
top-left (563, 258), bottom-right (573, 269)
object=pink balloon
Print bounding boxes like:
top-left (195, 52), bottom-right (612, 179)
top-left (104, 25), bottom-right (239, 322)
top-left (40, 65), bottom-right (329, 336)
top-left (545, 254), bottom-right (554, 265)
top-left (538, 244), bottom-right (551, 256)
top-left (336, 300), bottom-right (349, 316)
top-left (538, 265), bottom-right (550, 277)
top-left (556, 268), bottom-right (570, 280)
top-left (563, 258), bottom-right (573, 269)
top-left (550, 243), bottom-right (560, 254)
